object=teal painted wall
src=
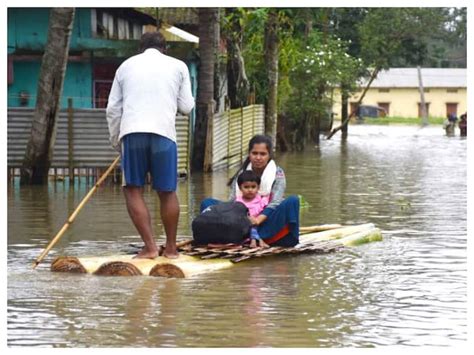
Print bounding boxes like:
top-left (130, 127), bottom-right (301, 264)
top-left (188, 61), bottom-right (198, 138)
top-left (7, 8), bottom-right (50, 52)
top-left (8, 61), bottom-right (40, 107)
top-left (8, 8), bottom-right (92, 51)
top-left (8, 61), bottom-right (93, 108)
top-left (8, 8), bottom-right (197, 111)
top-left (8, 8), bottom-right (94, 108)
top-left (62, 63), bottom-right (93, 108)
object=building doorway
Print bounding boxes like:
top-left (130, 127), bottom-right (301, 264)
top-left (377, 102), bottom-right (390, 117)
top-left (93, 62), bottom-right (120, 108)
top-left (446, 103), bottom-right (458, 118)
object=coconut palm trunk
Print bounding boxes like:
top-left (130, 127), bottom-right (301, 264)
top-left (264, 9), bottom-right (279, 150)
top-left (20, 8), bottom-right (75, 185)
top-left (192, 8), bottom-right (219, 172)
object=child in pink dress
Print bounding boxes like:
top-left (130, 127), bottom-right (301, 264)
top-left (235, 171), bottom-right (270, 248)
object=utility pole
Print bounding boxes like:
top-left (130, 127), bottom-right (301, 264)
top-left (417, 66), bottom-right (429, 127)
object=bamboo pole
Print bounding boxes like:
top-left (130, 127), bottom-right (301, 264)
top-left (336, 228), bottom-right (382, 246)
top-left (32, 155), bottom-right (121, 269)
top-left (299, 224), bottom-right (342, 234)
top-left (51, 254), bottom-right (234, 278)
top-left (299, 223), bottom-right (375, 244)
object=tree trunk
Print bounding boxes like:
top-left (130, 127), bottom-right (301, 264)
top-left (276, 113), bottom-right (289, 152)
top-left (314, 115), bottom-right (321, 146)
top-left (20, 8), bottom-right (75, 185)
top-left (264, 9), bottom-right (279, 150)
top-left (213, 14), bottom-right (222, 113)
top-left (192, 8), bottom-right (218, 172)
top-left (341, 91), bottom-right (349, 139)
top-left (225, 8), bottom-right (249, 109)
top-left (327, 67), bottom-right (380, 140)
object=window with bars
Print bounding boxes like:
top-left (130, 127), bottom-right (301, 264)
top-left (91, 9), bottom-right (142, 40)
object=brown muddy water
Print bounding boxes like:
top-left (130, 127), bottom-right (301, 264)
top-left (7, 125), bottom-right (467, 347)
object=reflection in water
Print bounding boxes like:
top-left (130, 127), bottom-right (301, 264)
top-left (7, 125), bottom-right (466, 347)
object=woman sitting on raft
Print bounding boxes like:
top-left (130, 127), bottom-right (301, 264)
top-left (200, 134), bottom-right (300, 247)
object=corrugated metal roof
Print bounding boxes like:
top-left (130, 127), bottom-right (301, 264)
top-left (7, 108), bottom-right (190, 174)
top-left (158, 8), bottom-right (199, 25)
top-left (161, 24), bottom-right (199, 43)
top-left (144, 24), bottom-right (199, 43)
top-left (360, 68), bottom-right (466, 88)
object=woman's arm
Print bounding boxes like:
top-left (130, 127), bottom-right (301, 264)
top-left (250, 214), bottom-right (268, 226)
top-left (258, 167), bottom-right (286, 221)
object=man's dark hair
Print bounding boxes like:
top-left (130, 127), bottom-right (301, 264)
top-left (237, 170), bottom-right (261, 187)
top-left (139, 31), bottom-right (167, 52)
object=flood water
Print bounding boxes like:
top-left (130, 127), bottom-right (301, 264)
top-left (7, 125), bottom-right (467, 347)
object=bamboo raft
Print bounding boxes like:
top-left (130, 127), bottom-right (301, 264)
top-left (51, 223), bottom-right (382, 278)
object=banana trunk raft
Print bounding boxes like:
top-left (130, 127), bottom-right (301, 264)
top-left (51, 223), bottom-right (382, 278)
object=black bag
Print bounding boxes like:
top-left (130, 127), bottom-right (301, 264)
top-left (192, 202), bottom-right (252, 245)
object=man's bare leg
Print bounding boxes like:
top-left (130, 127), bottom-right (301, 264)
top-left (123, 186), bottom-right (159, 259)
top-left (158, 191), bottom-right (180, 258)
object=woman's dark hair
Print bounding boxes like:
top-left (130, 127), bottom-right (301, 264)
top-left (227, 134), bottom-right (273, 186)
top-left (237, 170), bottom-right (261, 187)
top-left (139, 32), bottom-right (167, 52)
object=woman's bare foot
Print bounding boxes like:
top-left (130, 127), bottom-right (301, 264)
top-left (258, 240), bottom-right (270, 248)
top-left (133, 247), bottom-right (159, 259)
top-left (250, 239), bottom-right (258, 248)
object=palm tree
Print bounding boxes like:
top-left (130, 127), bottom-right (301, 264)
top-left (192, 8), bottom-right (219, 172)
top-left (264, 9), bottom-right (279, 149)
top-left (20, 8), bottom-right (75, 184)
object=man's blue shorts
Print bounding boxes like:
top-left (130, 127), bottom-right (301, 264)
top-left (121, 133), bottom-right (177, 191)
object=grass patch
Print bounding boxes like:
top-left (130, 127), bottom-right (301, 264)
top-left (354, 116), bottom-right (444, 125)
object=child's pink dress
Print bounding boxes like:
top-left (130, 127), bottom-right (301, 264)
top-left (235, 194), bottom-right (268, 217)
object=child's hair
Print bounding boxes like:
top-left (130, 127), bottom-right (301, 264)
top-left (237, 170), bottom-right (261, 188)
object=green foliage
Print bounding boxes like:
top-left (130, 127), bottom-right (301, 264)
top-left (298, 194), bottom-right (311, 209)
top-left (220, 7), bottom-right (464, 149)
top-left (355, 116), bottom-right (445, 125)
top-left (237, 8), bottom-right (268, 104)
top-left (357, 8), bottom-right (450, 69)
top-left (396, 197), bottom-right (412, 211)
top-left (284, 32), bottom-right (363, 143)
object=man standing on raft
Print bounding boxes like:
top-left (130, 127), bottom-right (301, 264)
top-left (106, 32), bottom-right (194, 259)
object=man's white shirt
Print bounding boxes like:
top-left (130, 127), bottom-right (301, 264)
top-left (106, 48), bottom-right (195, 150)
